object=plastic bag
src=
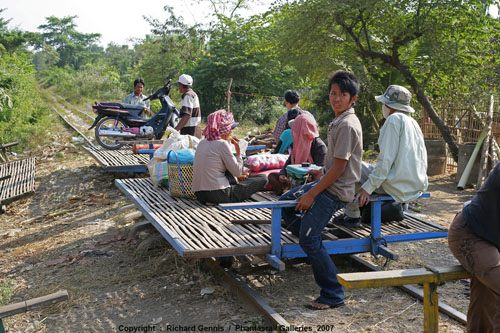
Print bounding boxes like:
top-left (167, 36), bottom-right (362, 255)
top-left (245, 153), bottom-right (288, 172)
top-left (154, 129), bottom-right (200, 160)
top-left (148, 157), bottom-right (169, 187)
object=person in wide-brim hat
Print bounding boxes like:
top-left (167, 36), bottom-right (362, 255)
top-left (375, 84), bottom-right (415, 113)
top-left (343, 84), bottom-right (428, 229)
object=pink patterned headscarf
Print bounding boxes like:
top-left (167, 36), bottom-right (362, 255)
top-left (203, 109), bottom-right (235, 141)
top-left (291, 113), bottom-right (319, 164)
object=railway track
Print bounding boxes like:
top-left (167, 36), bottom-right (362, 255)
top-left (46, 94), bottom-right (96, 145)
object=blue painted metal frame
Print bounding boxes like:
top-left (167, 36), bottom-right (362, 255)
top-left (104, 165), bottom-right (147, 173)
top-left (245, 144), bottom-right (267, 152)
top-left (136, 145), bottom-right (268, 159)
top-left (220, 192), bottom-right (447, 270)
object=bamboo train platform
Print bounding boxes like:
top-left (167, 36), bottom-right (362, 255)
top-left (83, 144), bottom-right (148, 173)
top-left (0, 157), bottom-right (36, 206)
top-left (116, 178), bottom-right (448, 269)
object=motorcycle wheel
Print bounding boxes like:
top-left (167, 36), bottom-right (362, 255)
top-left (94, 117), bottom-right (128, 150)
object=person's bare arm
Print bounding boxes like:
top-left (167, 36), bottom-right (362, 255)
top-left (175, 114), bottom-right (190, 131)
top-left (295, 158), bottom-right (348, 211)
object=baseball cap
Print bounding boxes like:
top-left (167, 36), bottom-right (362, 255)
top-left (178, 74), bottom-right (193, 86)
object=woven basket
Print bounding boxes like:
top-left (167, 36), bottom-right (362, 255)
top-left (167, 161), bottom-right (195, 199)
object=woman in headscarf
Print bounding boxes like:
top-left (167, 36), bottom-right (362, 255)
top-left (268, 113), bottom-right (327, 194)
top-left (192, 110), bottom-right (267, 204)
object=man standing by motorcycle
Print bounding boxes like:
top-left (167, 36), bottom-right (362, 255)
top-left (175, 74), bottom-right (202, 138)
top-left (123, 78), bottom-right (151, 118)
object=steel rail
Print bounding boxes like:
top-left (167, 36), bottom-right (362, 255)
top-left (203, 259), bottom-right (290, 330)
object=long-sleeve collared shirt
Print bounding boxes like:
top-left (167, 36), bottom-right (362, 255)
top-left (192, 139), bottom-right (243, 192)
top-left (361, 112), bottom-right (428, 202)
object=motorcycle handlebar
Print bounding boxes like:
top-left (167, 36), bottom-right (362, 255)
top-left (143, 79), bottom-right (172, 102)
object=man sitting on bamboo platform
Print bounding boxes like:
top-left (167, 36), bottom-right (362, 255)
top-left (192, 110), bottom-right (267, 204)
top-left (342, 85), bottom-right (428, 227)
top-left (448, 162), bottom-right (500, 333)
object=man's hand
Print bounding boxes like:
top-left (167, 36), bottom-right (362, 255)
top-left (357, 188), bottom-right (371, 207)
top-left (296, 191), bottom-right (315, 211)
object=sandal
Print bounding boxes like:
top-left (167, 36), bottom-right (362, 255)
top-left (305, 299), bottom-right (345, 310)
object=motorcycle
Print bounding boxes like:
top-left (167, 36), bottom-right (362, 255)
top-left (89, 80), bottom-right (179, 150)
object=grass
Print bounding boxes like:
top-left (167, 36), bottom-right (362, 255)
top-left (0, 279), bottom-right (14, 306)
top-left (232, 120), bottom-right (273, 139)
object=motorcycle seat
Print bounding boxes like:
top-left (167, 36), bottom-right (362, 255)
top-left (93, 102), bottom-right (146, 117)
top-left (94, 102), bottom-right (144, 110)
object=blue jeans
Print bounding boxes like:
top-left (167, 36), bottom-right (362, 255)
top-left (280, 182), bottom-right (346, 306)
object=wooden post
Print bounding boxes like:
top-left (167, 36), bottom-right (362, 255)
top-left (423, 282), bottom-right (439, 333)
top-left (477, 95), bottom-right (494, 189)
top-left (227, 78), bottom-right (233, 113)
top-left (472, 106), bottom-right (500, 159)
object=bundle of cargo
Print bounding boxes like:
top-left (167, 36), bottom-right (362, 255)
top-left (245, 130), bottom-right (276, 155)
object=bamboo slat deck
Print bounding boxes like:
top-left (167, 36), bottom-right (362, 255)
top-left (0, 158), bottom-right (36, 205)
top-left (83, 144), bottom-right (149, 173)
top-left (332, 210), bottom-right (446, 238)
top-left (115, 178), bottom-right (299, 258)
top-left (116, 178), bottom-right (445, 259)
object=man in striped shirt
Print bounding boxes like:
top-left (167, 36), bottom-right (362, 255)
top-left (175, 74), bottom-right (201, 138)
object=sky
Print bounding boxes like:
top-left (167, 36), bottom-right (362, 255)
top-left (1, 0), bottom-right (274, 46)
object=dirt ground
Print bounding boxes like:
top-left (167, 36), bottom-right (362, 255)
top-left (0, 113), bottom-right (476, 332)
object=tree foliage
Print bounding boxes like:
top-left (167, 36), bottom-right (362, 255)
top-left (36, 16), bottom-right (102, 69)
top-left (267, 0), bottom-right (499, 160)
top-left (1, 1), bottom-right (497, 151)
top-left (0, 52), bottom-right (51, 146)
top-left (193, 15), bottom-right (299, 123)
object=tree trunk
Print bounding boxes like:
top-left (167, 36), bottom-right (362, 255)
top-left (393, 62), bottom-right (459, 162)
top-left (338, 15), bottom-right (460, 162)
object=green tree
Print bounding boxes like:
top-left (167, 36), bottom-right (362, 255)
top-left (192, 15), bottom-right (298, 122)
top-left (0, 8), bottom-right (31, 52)
top-left (36, 16), bottom-right (102, 69)
top-left (0, 52), bottom-right (51, 146)
top-left (268, 0), bottom-right (499, 161)
top-left (135, 5), bottom-right (207, 92)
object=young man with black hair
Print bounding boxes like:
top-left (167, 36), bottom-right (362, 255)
top-left (123, 78), bottom-right (150, 118)
top-left (280, 70), bottom-right (363, 310)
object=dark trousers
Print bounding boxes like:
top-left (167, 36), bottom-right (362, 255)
top-left (280, 182), bottom-right (346, 306)
top-left (195, 175), bottom-right (267, 204)
top-left (448, 212), bottom-right (500, 333)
